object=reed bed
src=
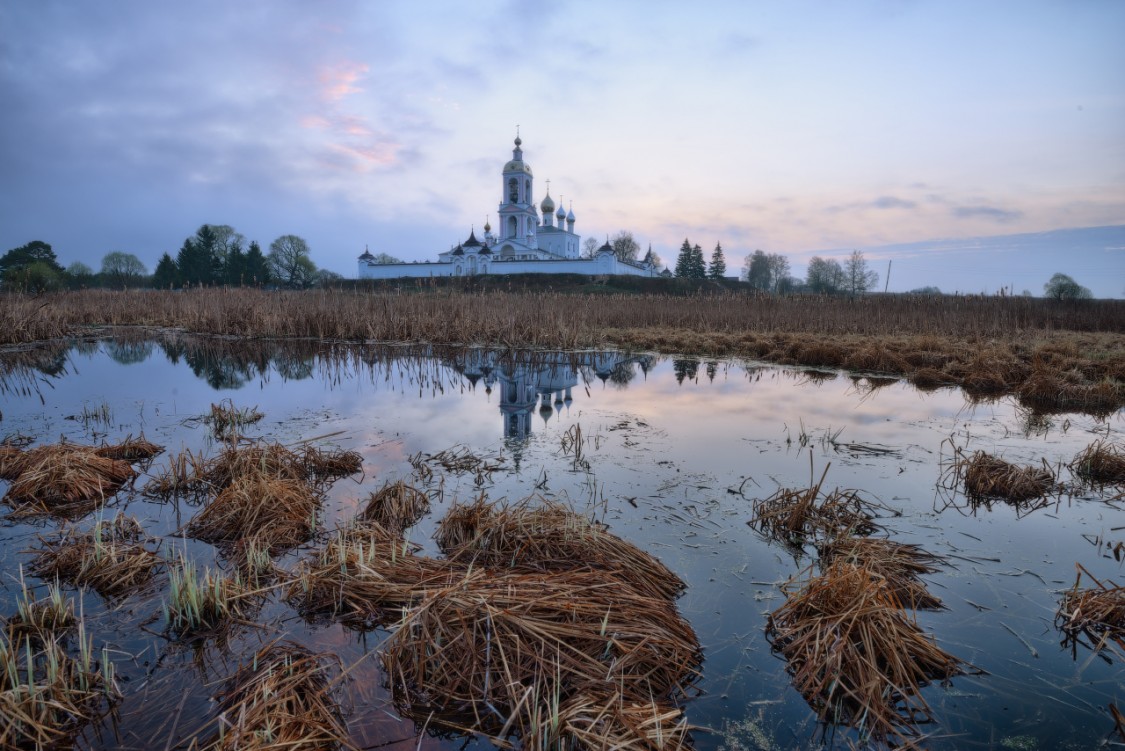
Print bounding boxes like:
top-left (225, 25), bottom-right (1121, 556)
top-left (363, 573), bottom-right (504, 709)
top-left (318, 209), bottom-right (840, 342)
top-left (92, 433), bottom-right (164, 462)
top-left (381, 569), bottom-right (702, 750)
top-left (946, 450), bottom-right (1055, 503)
top-left (301, 446), bottom-right (364, 481)
top-left (5, 578), bottom-right (76, 644)
top-left (356, 480), bottom-right (430, 534)
top-left (766, 560), bottom-right (970, 747)
top-left (0, 622), bottom-right (118, 750)
top-left (817, 536), bottom-right (945, 610)
top-left (185, 475), bottom-right (320, 554)
top-left (200, 643), bottom-right (351, 751)
top-left (198, 399), bottom-right (264, 439)
top-left (2, 444), bottom-right (136, 518)
top-left (28, 513), bottom-right (163, 598)
top-left (749, 464), bottom-right (882, 547)
top-left (1056, 564), bottom-right (1125, 657)
top-left (143, 447), bottom-right (210, 499)
top-left (1069, 440), bottom-right (1125, 484)
top-left (436, 495), bottom-right (686, 601)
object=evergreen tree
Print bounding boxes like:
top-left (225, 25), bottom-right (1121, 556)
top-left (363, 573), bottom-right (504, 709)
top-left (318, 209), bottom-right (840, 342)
top-left (152, 252), bottom-right (180, 288)
top-left (225, 240), bottom-right (246, 285)
top-left (690, 244), bottom-right (706, 278)
top-left (176, 238), bottom-right (205, 286)
top-left (708, 242), bottom-right (727, 279)
top-left (243, 241), bottom-right (270, 285)
top-left (674, 239), bottom-right (693, 278)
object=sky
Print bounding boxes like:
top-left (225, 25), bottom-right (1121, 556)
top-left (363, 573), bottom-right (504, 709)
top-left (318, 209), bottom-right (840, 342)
top-left (1, 0), bottom-right (1123, 296)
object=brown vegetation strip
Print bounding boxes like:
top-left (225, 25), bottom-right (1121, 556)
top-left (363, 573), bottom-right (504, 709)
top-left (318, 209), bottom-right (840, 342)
top-left (1056, 563), bottom-right (1125, 658)
top-left (749, 464), bottom-right (882, 547)
top-left (2, 288), bottom-right (1122, 414)
top-left (28, 513), bottom-right (163, 599)
top-left (356, 480), bottom-right (430, 534)
top-left (817, 536), bottom-right (945, 610)
top-left (1070, 440), bottom-right (1125, 484)
top-left (949, 450), bottom-right (1056, 503)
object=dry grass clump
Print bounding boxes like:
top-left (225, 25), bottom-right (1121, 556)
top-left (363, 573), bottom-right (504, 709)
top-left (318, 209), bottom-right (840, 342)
top-left (0, 622), bottom-right (118, 750)
top-left (185, 474), bottom-right (320, 554)
top-left (382, 569), bottom-right (702, 750)
top-left (286, 525), bottom-right (461, 628)
top-left (1016, 372), bottom-right (1123, 417)
top-left (766, 560), bottom-right (970, 747)
top-left (2, 444), bottom-right (136, 518)
top-left (0, 444), bottom-right (25, 479)
top-left (143, 447), bottom-right (210, 499)
top-left (1056, 564), bottom-right (1125, 658)
top-left (163, 554), bottom-right (250, 639)
top-left (947, 450), bottom-right (1055, 503)
top-left (28, 513), bottom-right (163, 598)
top-left (749, 465), bottom-right (881, 548)
top-left (199, 399), bottom-right (264, 439)
top-left (356, 480), bottom-right (430, 534)
top-left (5, 578), bottom-right (77, 644)
top-left (199, 643), bottom-right (351, 751)
top-left (92, 433), bottom-right (164, 462)
top-left (436, 495), bottom-right (686, 601)
top-left (818, 536), bottom-right (945, 610)
top-left (1069, 440), bottom-right (1125, 485)
top-left (301, 446), bottom-right (363, 481)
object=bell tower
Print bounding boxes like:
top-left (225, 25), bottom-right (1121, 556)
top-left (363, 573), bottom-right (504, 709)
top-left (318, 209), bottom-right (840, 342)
top-left (497, 132), bottom-right (538, 251)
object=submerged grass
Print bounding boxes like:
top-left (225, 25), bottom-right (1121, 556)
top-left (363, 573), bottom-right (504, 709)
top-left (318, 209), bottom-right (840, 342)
top-left (28, 513), bottom-right (163, 599)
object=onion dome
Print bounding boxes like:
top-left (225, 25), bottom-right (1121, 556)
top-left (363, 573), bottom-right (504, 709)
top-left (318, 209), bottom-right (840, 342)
top-left (358, 249), bottom-right (375, 261)
top-left (484, 218), bottom-right (491, 233)
top-left (463, 230), bottom-right (482, 248)
top-left (566, 206), bottom-right (575, 222)
top-left (540, 192), bottom-right (555, 215)
top-left (556, 205), bottom-right (566, 221)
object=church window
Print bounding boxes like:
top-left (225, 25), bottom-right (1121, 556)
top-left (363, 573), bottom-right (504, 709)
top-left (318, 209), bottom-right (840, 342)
top-left (507, 216), bottom-right (517, 237)
top-left (508, 178), bottom-right (518, 203)
top-left (524, 179), bottom-right (530, 201)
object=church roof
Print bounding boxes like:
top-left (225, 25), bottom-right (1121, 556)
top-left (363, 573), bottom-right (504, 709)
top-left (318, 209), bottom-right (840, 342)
top-left (478, 246), bottom-right (492, 255)
top-left (451, 243), bottom-right (464, 256)
top-left (598, 240), bottom-right (615, 254)
top-left (463, 230), bottom-right (483, 248)
top-left (358, 250), bottom-right (374, 260)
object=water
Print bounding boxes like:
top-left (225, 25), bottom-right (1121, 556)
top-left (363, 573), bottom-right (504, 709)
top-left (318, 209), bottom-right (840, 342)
top-left (1, 333), bottom-right (1122, 750)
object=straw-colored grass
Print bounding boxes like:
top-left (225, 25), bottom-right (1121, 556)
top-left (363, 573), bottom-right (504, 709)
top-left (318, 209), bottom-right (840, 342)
top-left (766, 560), bottom-right (970, 747)
top-left (197, 642), bottom-right (351, 751)
top-left (749, 464), bottom-right (881, 547)
top-left (92, 433), bottom-right (164, 462)
top-left (28, 513), bottom-right (163, 598)
top-left (0, 444), bottom-right (24, 479)
top-left (355, 480), bottom-right (430, 534)
top-left (5, 577), bottom-right (77, 644)
top-left (436, 495), bottom-right (686, 601)
top-left (948, 450), bottom-right (1055, 503)
top-left (382, 568), bottom-right (702, 750)
top-left (301, 446), bottom-right (363, 481)
top-left (199, 399), bottom-right (264, 439)
top-left (1056, 564), bottom-right (1125, 658)
top-left (185, 474), bottom-right (320, 554)
top-left (0, 622), bottom-right (118, 750)
top-left (1069, 440), bottom-right (1125, 485)
top-left (2, 444), bottom-right (136, 518)
top-left (818, 536), bottom-right (945, 610)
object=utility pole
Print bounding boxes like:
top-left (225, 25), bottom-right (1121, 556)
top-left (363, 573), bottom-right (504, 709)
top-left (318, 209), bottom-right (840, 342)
top-left (884, 260), bottom-right (892, 293)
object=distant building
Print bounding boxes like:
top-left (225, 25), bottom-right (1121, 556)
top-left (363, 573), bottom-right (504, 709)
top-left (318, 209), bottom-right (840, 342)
top-left (358, 136), bottom-right (660, 279)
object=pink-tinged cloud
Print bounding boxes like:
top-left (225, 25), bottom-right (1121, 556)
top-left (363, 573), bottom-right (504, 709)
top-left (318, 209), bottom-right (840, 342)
top-left (318, 61), bottom-right (369, 102)
top-left (300, 115), bottom-right (331, 129)
top-left (328, 141), bottom-right (401, 170)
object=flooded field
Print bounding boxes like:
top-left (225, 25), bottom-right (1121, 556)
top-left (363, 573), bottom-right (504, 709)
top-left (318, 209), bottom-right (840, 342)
top-left (1, 332), bottom-right (1122, 750)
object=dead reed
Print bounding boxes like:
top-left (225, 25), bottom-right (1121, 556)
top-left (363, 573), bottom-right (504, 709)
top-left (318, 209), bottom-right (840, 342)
top-left (749, 463), bottom-right (882, 547)
top-left (28, 513), bottom-right (163, 599)
top-left (817, 536), bottom-right (945, 610)
top-left (355, 480), bottom-right (430, 534)
top-left (2, 444), bottom-right (136, 518)
top-left (197, 399), bottom-right (264, 439)
top-left (0, 622), bottom-right (118, 750)
top-left (185, 474), bottom-right (320, 554)
top-left (381, 569), bottom-right (702, 750)
top-left (1056, 564), bottom-right (1125, 658)
top-left (200, 642), bottom-right (351, 751)
top-left (1069, 440), bottom-right (1125, 484)
top-left (946, 450), bottom-right (1055, 503)
top-left (301, 446), bottom-right (364, 481)
top-left (436, 495), bottom-right (686, 601)
top-left (92, 433), bottom-right (164, 462)
top-left (766, 560), bottom-right (970, 747)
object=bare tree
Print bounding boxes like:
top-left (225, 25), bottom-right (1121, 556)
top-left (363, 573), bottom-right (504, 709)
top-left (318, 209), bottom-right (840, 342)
top-left (581, 237), bottom-right (600, 258)
top-left (806, 256), bottom-right (845, 293)
top-left (610, 230), bottom-right (640, 263)
top-left (267, 235), bottom-right (317, 288)
top-left (843, 250), bottom-right (878, 296)
top-left (101, 251), bottom-right (147, 288)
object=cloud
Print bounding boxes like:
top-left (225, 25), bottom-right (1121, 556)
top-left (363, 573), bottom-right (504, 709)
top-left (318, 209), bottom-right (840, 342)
top-left (871, 196), bottom-right (917, 210)
top-left (952, 205), bottom-right (1024, 222)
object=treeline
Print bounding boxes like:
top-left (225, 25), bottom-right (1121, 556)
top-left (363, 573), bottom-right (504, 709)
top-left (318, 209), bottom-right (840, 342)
top-left (0, 226), bottom-right (332, 292)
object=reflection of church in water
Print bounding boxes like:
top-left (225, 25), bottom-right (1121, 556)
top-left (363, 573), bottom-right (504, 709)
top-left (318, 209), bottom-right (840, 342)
top-left (448, 350), bottom-right (652, 440)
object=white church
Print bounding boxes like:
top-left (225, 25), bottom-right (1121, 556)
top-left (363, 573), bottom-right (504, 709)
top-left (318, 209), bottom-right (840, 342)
top-left (358, 135), bottom-right (661, 279)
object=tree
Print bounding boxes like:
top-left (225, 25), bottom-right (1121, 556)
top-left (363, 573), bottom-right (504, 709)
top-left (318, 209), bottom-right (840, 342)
top-left (610, 230), bottom-right (641, 263)
top-left (674, 239), bottom-right (693, 278)
top-left (744, 250), bottom-right (771, 290)
top-left (806, 256), bottom-right (845, 294)
top-left (4, 262), bottom-right (62, 292)
top-left (1043, 273), bottom-right (1092, 300)
top-left (316, 269), bottom-right (344, 287)
top-left (177, 225), bottom-right (219, 286)
top-left (152, 253), bottom-right (180, 289)
top-left (101, 251), bottom-right (147, 288)
top-left (243, 241), bottom-right (270, 285)
top-left (268, 235), bottom-right (316, 288)
top-left (843, 250), bottom-right (878, 296)
top-left (581, 237), bottom-right (600, 258)
top-left (689, 244), bottom-right (706, 278)
top-left (65, 261), bottom-right (94, 289)
top-left (642, 243), bottom-right (663, 269)
top-left (708, 242), bottom-right (727, 279)
top-left (369, 252), bottom-right (403, 264)
top-left (766, 253), bottom-right (790, 293)
top-left (209, 225), bottom-right (246, 276)
top-left (0, 241), bottom-right (64, 278)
